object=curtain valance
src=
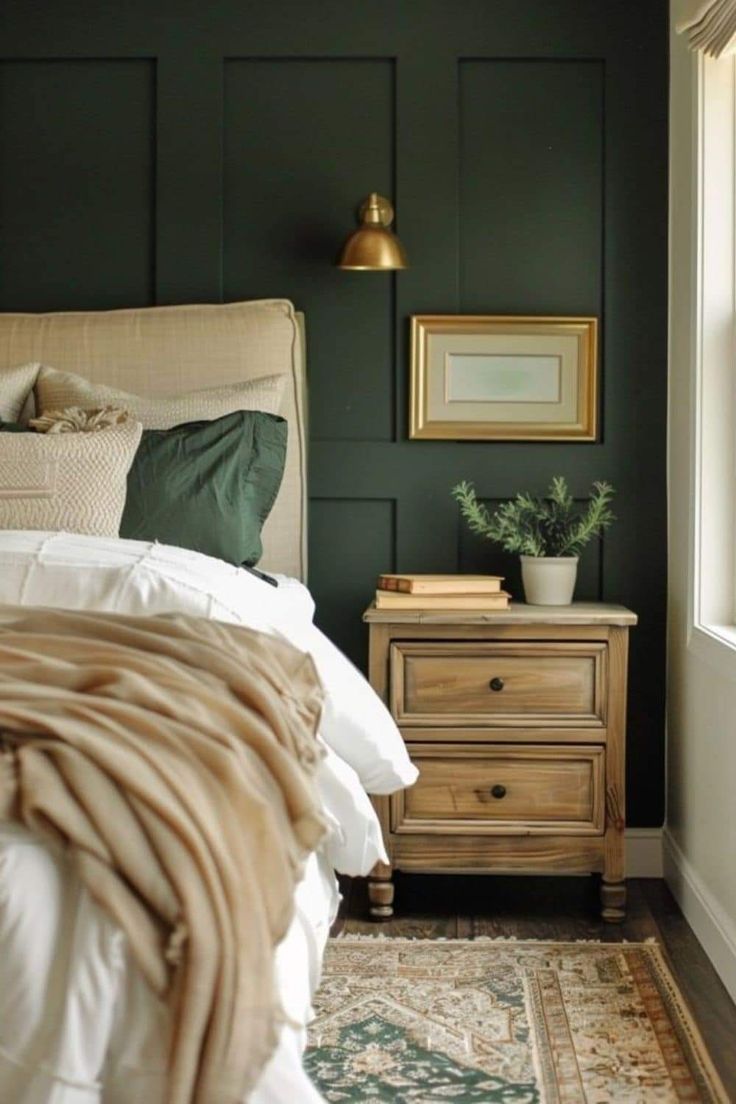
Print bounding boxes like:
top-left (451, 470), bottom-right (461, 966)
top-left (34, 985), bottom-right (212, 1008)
top-left (677, 0), bottom-right (736, 57)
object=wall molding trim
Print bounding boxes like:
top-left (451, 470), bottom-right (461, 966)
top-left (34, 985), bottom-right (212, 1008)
top-left (663, 828), bottom-right (736, 1003)
top-left (626, 827), bottom-right (663, 877)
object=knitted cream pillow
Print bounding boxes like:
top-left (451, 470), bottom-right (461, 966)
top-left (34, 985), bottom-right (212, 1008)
top-left (0, 416), bottom-right (142, 536)
top-left (34, 367), bottom-right (285, 429)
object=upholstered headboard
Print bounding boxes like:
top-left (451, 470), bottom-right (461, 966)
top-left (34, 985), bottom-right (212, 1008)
top-left (0, 299), bottom-right (307, 580)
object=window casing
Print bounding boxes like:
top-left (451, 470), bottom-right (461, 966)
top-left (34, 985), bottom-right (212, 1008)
top-left (688, 51), bottom-right (736, 675)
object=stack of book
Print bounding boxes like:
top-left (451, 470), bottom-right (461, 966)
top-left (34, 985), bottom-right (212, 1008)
top-left (374, 574), bottom-right (510, 610)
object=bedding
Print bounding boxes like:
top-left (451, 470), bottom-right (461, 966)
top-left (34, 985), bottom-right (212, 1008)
top-left (34, 365), bottom-right (286, 428)
top-left (4, 406), bottom-right (289, 568)
top-left (0, 300), bottom-right (308, 579)
top-left (120, 410), bottom-right (288, 566)
top-left (0, 605), bottom-right (327, 1104)
top-left (0, 419), bottom-right (142, 536)
top-left (0, 530), bottom-right (409, 1103)
top-left (0, 297), bottom-right (403, 1102)
top-left (0, 823), bottom-right (338, 1104)
top-left (0, 531), bottom-right (418, 796)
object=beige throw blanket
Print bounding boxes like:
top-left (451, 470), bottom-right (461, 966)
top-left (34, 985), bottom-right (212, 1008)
top-left (0, 605), bottom-right (327, 1104)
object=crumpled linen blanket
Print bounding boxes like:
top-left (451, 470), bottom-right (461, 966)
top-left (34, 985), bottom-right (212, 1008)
top-left (0, 605), bottom-right (327, 1104)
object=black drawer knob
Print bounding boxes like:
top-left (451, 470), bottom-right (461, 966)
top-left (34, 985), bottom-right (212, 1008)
top-left (491, 784), bottom-right (507, 799)
top-left (489, 677), bottom-right (505, 692)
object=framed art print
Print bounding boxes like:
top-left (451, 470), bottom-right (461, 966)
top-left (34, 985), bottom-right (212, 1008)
top-left (409, 315), bottom-right (598, 441)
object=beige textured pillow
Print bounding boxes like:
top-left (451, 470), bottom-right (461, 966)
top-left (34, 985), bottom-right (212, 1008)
top-left (34, 367), bottom-right (285, 429)
top-left (0, 362), bottom-right (40, 422)
top-left (0, 418), bottom-right (143, 536)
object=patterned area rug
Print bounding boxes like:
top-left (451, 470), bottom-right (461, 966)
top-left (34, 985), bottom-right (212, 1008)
top-left (304, 938), bottom-right (728, 1103)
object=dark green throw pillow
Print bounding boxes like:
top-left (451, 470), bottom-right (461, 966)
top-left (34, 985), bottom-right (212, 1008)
top-left (120, 409), bottom-right (287, 567)
top-left (0, 419), bottom-right (28, 432)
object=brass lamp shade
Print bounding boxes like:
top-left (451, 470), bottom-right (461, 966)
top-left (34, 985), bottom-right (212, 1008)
top-left (337, 192), bottom-right (408, 270)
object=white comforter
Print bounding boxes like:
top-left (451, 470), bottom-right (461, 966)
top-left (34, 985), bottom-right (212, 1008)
top-left (0, 531), bottom-right (411, 1104)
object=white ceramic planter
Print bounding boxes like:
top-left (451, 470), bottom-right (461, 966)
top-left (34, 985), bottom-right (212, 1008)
top-left (520, 555), bottom-right (579, 606)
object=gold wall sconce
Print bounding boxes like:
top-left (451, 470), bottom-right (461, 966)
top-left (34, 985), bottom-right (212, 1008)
top-left (337, 193), bottom-right (408, 270)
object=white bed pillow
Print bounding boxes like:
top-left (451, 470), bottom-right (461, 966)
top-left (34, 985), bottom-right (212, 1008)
top-left (290, 620), bottom-right (418, 794)
top-left (34, 366), bottom-right (285, 428)
top-left (0, 531), bottom-right (417, 795)
top-left (316, 742), bottom-right (389, 872)
top-left (0, 422), bottom-right (142, 537)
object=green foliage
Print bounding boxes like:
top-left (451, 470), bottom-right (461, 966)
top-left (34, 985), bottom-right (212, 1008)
top-left (451, 475), bottom-right (616, 558)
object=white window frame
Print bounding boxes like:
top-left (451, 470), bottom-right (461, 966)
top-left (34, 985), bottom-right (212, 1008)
top-left (688, 51), bottom-right (736, 680)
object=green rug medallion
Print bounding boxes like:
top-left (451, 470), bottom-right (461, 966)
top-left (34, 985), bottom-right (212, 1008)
top-left (304, 938), bottom-right (728, 1103)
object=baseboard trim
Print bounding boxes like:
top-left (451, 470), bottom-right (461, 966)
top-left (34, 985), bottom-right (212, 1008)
top-left (663, 828), bottom-right (736, 1004)
top-left (626, 828), bottom-right (663, 877)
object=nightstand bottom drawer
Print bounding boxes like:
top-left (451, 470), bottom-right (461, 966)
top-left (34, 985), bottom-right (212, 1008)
top-left (391, 744), bottom-right (605, 835)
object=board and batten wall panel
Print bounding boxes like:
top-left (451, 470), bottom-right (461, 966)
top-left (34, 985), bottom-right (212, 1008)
top-left (0, 0), bottom-right (668, 826)
top-left (0, 59), bottom-right (155, 310)
top-left (458, 60), bottom-right (603, 316)
top-left (223, 59), bottom-right (396, 443)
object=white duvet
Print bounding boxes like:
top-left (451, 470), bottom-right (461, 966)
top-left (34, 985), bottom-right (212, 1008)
top-left (0, 531), bottom-right (415, 1104)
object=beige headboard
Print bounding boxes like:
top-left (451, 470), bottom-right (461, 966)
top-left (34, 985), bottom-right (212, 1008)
top-left (0, 299), bottom-right (307, 580)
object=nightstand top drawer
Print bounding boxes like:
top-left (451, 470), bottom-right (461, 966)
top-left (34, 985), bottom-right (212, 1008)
top-left (391, 641), bottom-right (607, 726)
top-left (392, 744), bottom-right (605, 835)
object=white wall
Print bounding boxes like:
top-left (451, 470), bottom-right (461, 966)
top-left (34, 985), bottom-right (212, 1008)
top-left (667, 6), bottom-right (736, 1002)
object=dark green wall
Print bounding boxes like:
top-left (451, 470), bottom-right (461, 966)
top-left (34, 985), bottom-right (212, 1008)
top-left (0, 1), bottom-right (669, 826)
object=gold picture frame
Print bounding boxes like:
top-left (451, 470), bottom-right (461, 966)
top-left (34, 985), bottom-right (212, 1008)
top-left (409, 315), bottom-right (598, 441)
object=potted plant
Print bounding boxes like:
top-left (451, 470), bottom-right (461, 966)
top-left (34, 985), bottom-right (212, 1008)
top-left (451, 476), bottom-right (616, 605)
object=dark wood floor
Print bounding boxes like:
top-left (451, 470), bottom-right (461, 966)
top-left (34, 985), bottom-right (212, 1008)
top-left (335, 874), bottom-right (736, 1100)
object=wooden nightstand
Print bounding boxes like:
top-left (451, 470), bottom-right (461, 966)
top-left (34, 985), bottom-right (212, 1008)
top-left (363, 601), bottom-right (637, 922)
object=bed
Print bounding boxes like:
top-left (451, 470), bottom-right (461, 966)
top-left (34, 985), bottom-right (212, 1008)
top-left (0, 299), bottom-right (416, 1103)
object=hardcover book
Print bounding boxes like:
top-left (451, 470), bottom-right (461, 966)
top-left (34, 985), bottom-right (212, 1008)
top-left (377, 573), bottom-right (503, 595)
top-left (374, 590), bottom-right (510, 611)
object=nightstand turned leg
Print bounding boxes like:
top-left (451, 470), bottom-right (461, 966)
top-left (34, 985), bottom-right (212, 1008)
top-left (601, 784), bottom-right (626, 922)
top-left (600, 877), bottom-right (627, 923)
top-left (601, 626), bottom-right (628, 923)
top-left (368, 861), bottom-right (394, 920)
